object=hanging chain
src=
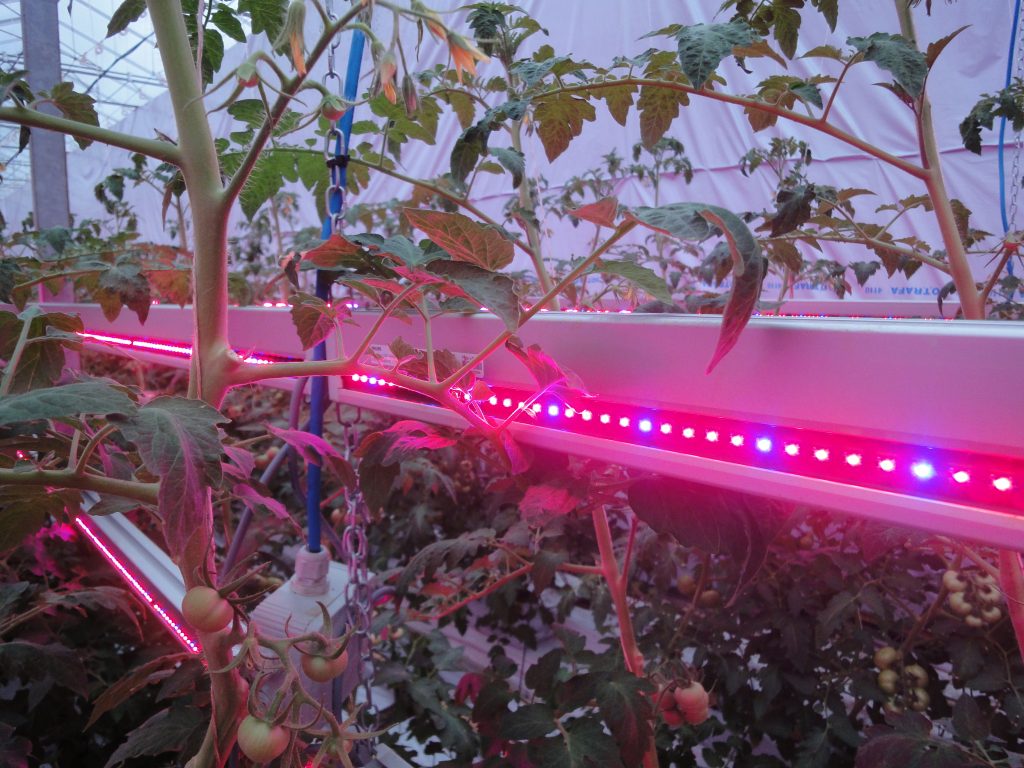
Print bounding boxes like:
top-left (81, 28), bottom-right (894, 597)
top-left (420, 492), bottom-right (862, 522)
top-left (323, 0), bottom-right (346, 236)
top-left (323, 4), bottom-right (377, 759)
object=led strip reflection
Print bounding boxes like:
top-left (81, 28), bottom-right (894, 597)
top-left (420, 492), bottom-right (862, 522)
top-left (74, 516), bottom-right (201, 654)
top-left (346, 373), bottom-right (1023, 515)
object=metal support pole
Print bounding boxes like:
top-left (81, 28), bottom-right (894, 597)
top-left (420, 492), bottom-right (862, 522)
top-left (20, 0), bottom-right (73, 302)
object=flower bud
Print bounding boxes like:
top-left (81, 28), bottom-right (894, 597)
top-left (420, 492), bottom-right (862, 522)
top-left (273, 1), bottom-right (307, 75)
top-left (402, 73), bottom-right (419, 114)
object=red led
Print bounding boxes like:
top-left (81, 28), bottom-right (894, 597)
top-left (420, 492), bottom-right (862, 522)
top-left (581, 410), bottom-right (593, 421)
top-left (846, 454), bottom-right (862, 467)
top-left (952, 470), bottom-right (970, 484)
top-left (730, 435), bottom-right (744, 447)
top-left (784, 443), bottom-right (799, 456)
top-left (682, 428), bottom-right (695, 438)
top-left (706, 430), bottom-right (719, 442)
top-left (600, 414), bottom-right (611, 424)
top-left (502, 398), bottom-right (512, 408)
top-left (814, 449), bottom-right (830, 461)
top-left (660, 423), bottom-right (672, 435)
top-left (565, 408), bottom-right (575, 418)
top-left (532, 403), bottom-right (542, 414)
top-left (489, 396), bottom-right (498, 406)
top-left (994, 477), bottom-right (1013, 492)
top-left (879, 458), bottom-right (896, 472)
top-left (619, 417), bottom-right (631, 428)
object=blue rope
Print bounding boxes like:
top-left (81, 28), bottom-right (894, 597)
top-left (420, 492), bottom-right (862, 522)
top-left (307, 31), bottom-right (366, 553)
top-left (999, 0), bottom-right (1022, 275)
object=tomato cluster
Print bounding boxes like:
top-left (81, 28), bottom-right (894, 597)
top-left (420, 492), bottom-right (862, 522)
top-left (873, 646), bottom-right (930, 714)
top-left (655, 681), bottom-right (710, 727)
top-left (944, 569), bottom-right (1003, 628)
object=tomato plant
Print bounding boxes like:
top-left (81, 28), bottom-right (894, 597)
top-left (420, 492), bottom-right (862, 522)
top-left (2, 2), bottom-right (1024, 768)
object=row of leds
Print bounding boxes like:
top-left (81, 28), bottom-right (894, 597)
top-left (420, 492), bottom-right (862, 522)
top-left (502, 399), bottom-right (1014, 492)
top-left (74, 517), bottom-right (201, 654)
top-left (344, 373), bottom-right (1019, 497)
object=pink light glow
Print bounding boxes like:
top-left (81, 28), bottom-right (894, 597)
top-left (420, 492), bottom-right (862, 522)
top-left (74, 517), bottom-right (201, 654)
top-left (77, 331), bottom-right (279, 366)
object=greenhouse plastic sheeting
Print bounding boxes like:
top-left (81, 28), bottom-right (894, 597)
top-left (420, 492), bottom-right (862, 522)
top-left (0, 0), bottom-right (1013, 303)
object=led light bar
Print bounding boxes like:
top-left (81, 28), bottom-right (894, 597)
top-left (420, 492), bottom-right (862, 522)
top-left (74, 515), bottom-right (201, 654)
top-left (77, 331), bottom-right (292, 366)
top-left (344, 375), bottom-right (1023, 517)
top-left (43, 303), bottom-right (1024, 548)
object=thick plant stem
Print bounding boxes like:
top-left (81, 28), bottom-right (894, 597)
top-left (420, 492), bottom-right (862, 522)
top-left (894, 0), bottom-right (984, 320)
top-left (147, 0), bottom-right (234, 406)
top-left (592, 506), bottom-right (659, 768)
top-left (146, 5), bottom-right (244, 767)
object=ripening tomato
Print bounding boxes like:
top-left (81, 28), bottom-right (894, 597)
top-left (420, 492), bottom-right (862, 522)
top-left (301, 649), bottom-right (349, 683)
top-left (237, 716), bottom-right (289, 763)
top-left (673, 681), bottom-right (709, 722)
top-left (181, 586), bottom-right (232, 633)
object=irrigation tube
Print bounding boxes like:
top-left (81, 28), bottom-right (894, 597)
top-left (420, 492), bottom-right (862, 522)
top-left (999, 0), bottom-right (1022, 275)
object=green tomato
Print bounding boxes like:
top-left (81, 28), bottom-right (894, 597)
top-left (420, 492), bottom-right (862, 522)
top-left (904, 664), bottom-right (928, 687)
top-left (237, 716), bottom-right (289, 763)
top-left (942, 569), bottom-right (968, 593)
top-left (181, 586), bottom-right (232, 633)
top-left (877, 669), bottom-right (899, 694)
top-left (873, 646), bottom-right (901, 670)
top-left (301, 648), bottom-right (349, 683)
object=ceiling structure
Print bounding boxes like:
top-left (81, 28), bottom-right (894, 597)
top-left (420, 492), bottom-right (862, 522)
top-left (0, 0), bottom-right (166, 194)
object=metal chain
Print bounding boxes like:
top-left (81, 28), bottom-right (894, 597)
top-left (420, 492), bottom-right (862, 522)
top-left (322, 0), bottom-right (346, 236)
top-left (323, 4), bottom-right (377, 760)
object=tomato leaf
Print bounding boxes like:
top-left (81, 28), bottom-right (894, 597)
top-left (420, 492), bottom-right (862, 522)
top-left (404, 208), bottom-right (514, 271)
top-left (568, 196), bottom-right (618, 228)
top-left (289, 292), bottom-right (339, 350)
top-left (532, 92), bottom-right (597, 162)
top-left (110, 397), bottom-right (227, 562)
top-left (0, 381), bottom-right (136, 426)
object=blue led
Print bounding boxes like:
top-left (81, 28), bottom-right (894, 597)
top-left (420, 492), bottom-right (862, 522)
top-left (756, 437), bottom-right (773, 452)
top-left (639, 419), bottom-right (653, 433)
top-left (911, 461), bottom-right (935, 480)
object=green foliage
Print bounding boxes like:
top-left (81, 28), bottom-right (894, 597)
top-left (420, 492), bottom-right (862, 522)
top-left (110, 397), bottom-right (227, 561)
top-left (289, 291), bottom-right (339, 349)
top-left (960, 79), bottom-right (1024, 154)
top-left (404, 208), bottom-right (514, 271)
top-left (105, 0), bottom-right (146, 37)
top-left (847, 32), bottom-right (928, 100)
top-left (39, 82), bottom-right (99, 149)
top-left (672, 21), bottom-right (759, 87)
